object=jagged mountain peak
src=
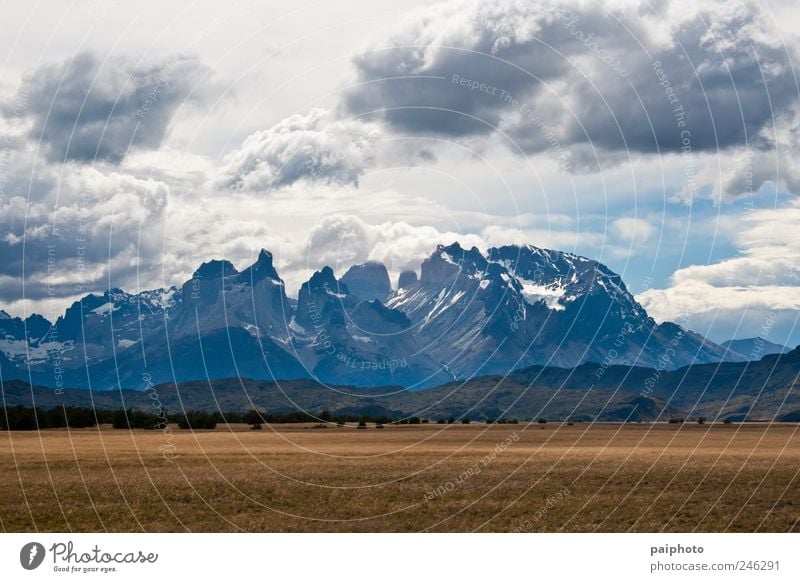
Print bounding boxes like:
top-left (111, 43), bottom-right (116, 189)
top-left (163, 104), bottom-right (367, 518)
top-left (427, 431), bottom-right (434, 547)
top-left (304, 265), bottom-right (346, 293)
top-left (421, 242), bottom-right (488, 284)
top-left (398, 270), bottom-right (418, 289)
top-left (193, 258), bottom-right (238, 280)
top-left (341, 261), bottom-right (391, 302)
top-left (238, 248), bottom-right (281, 284)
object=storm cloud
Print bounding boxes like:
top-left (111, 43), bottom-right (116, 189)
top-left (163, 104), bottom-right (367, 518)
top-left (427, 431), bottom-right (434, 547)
top-left (342, 0), bottom-right (799, 167)
top-left (18, 51), bottom-right (212, 163)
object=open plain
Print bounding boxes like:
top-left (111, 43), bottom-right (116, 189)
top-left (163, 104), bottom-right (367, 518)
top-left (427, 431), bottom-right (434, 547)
top-left (1, 422), bottom-right (798, 532)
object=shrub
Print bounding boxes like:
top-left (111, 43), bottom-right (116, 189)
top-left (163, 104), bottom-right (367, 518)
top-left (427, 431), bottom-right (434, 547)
top-left (461, 418), bottom-right (471, 424)
top-left (112, 409), bottom-right (160, 430)
top-left (178, 411), bottom-right (217, 430)
top-left (243, 409), bottom-right (264, 430)
top-left (0, 406), bottom-right (40, 430)
top-left (357, 420), bottom-right (367, 430)
top-left (537, 418), bottom-right (547, 424)
top-left (668, 418), bottom-right (685, 424)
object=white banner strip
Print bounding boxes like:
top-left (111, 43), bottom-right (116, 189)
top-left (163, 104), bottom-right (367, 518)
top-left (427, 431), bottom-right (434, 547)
top-left (1, 533), bottom-right (797, 581)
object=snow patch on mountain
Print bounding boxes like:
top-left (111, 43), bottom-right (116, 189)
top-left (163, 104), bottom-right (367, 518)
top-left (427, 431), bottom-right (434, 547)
top-left (0, 339), bottom-right (72, 363)
top-left (91, 302), bottom-right (118, 315)
top-left (519, 281), bottom-right (566, 311)
top-left (117, 339), bottom-right (138, 349)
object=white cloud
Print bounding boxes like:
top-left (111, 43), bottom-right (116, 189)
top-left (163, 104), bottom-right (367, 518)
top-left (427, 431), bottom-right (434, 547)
top-left (215, 108), bottom-right (382, 192)
top-left (301, 213), bottom-right (487, 287)
top-left (638, 199), bottom-right (800, 344)
top-left (612, 217), bottom-right (655, 244)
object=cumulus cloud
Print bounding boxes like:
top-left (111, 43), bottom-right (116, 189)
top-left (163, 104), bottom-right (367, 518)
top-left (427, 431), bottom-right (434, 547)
top-left (0, 164), bottom-right (169, 304)
top-left (638, 199), bottom-right (800, 344)
top-left (216, 109), bottom-right (382, 192)
top-left (16, 51), bottom-right (212, 163)
top-left (342, 0), bottom-right (800, 182)
top-left (300, 213), bottom-right (487, 283)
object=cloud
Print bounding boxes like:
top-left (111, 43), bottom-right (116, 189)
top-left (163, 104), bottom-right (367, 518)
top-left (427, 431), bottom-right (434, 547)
top-left (300, 213), bottom-right (487, 282)
top-left (16, 51), bottom-right (212, 163)
top-left (612, 217), bottom-right (655, 244)
top-left (0, 164), bottom-right (169, 304)
top-left (342, 0), bottom-right (800, 180)
top-left (216, 108), bottom-right (382, 192)
top-left (637, 199), bottom-right (800, 344)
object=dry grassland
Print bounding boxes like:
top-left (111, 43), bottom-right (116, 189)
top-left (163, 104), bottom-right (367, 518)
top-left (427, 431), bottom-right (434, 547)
top-left (1, 422), bottom-right (798, 532)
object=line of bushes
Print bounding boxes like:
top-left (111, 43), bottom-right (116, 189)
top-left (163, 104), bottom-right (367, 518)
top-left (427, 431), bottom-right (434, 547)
top-left (2, 406), bottom-right (556, 431)
top-left (0, 405), bottom-right (106, 430)
top-left (0, 406), bottom-right (404, 431)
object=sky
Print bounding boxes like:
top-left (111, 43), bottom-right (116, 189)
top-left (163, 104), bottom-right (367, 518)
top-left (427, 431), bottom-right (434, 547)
top-left (1, 0), bottom-right (799, 347)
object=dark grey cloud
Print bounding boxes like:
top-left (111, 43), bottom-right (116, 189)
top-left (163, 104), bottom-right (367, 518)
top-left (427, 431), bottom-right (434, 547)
top-left (342, 0), bottom-right (800, 168)
top-left (17, 51), bottom-right (212, 163)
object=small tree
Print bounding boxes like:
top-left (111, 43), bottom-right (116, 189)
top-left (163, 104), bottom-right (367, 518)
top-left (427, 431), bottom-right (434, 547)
top-left (461, 418), bottom-right (471, 424)
top-left (357, 419), bottom-right (367, 429)
top-left (243, 409), bottom-right (263, 430)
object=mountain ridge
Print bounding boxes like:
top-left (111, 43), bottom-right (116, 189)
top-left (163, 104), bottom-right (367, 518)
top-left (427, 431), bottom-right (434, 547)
top-left (0, 242), bottom-right (750, 391)
top-left (2, 345), bottom-right (798, 421)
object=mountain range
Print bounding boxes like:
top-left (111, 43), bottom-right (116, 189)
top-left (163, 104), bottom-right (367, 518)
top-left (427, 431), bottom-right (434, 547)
top-left (0, 242), bottom-right (787, 391)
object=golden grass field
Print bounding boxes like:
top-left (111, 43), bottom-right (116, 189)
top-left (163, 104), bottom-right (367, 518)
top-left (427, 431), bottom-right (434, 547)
top-left (1, 422), bottom-right (798, 532)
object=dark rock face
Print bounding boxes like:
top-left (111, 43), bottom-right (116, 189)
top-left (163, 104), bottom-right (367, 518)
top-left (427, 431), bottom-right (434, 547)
top-left (340, 262), bottom-right (391, 302)
top-left (398, 270), bottom-right (418, 289)
top-left (0, 243), bottom-right (737, 391)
